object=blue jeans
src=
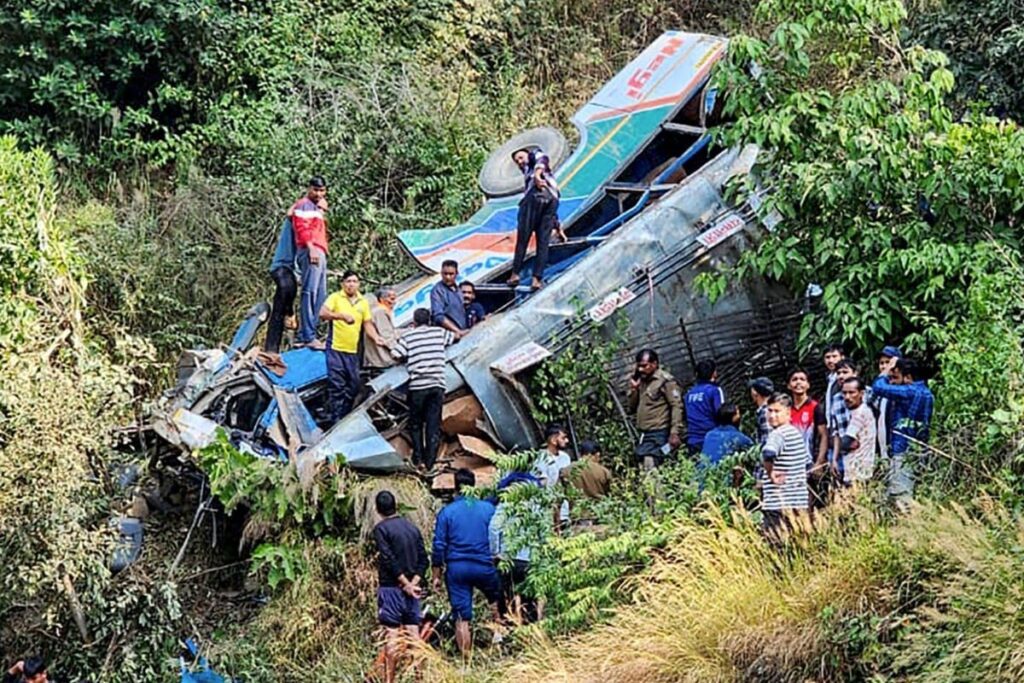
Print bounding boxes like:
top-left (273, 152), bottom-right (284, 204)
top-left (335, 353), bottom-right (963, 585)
top-left (296, 247), bottom-right (327, 344)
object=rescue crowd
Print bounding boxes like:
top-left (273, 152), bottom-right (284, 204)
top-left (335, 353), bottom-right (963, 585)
top-left (258, 175), bottom-right (938, 680)
top-left (265, 165), bottom-right (558, 469)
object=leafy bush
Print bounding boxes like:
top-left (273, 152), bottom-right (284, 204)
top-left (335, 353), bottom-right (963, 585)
top-left (0, 139), bottom-right (180, 681)
top-left (710, 0), bottom-right (1024, 356)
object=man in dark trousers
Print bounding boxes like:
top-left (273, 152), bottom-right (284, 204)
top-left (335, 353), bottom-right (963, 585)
top-left (289, 176), bottom-right (330, 349)
top-left (507, 148), bottom-right (565, 291)
top-left (685, 359), bottom-right (725, 455)
top-left (391, 308), bottom-right (455, 470)
top-left (627, 348), bottom-right (684, 470)
top-left (319, 271), bottom-right (384, 422)
top-left (372, 490), bottom-right (429, 683)
top-left (265, 214), bottom-right (297, 354)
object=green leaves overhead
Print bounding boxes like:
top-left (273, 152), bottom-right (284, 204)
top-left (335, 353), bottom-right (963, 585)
top-left (711, 0), bottom-right (1024, 355)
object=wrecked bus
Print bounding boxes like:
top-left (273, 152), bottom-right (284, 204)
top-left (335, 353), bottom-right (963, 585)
top-left (149, 31), bottom-right (800, 489)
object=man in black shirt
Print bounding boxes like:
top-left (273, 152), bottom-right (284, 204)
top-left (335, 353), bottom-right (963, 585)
top-left (372, 490), bottom-right (429, 683)
top-left (3, 658), bottom-right (49, 683)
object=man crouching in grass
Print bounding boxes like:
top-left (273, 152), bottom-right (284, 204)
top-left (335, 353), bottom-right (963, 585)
top-left (372, 490), bottom-right (429, 683)
top-left (760, 393), bottom-right (812, 544)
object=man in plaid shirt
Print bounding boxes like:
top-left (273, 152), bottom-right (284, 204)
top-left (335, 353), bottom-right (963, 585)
top-left (871, 358), bottom-right (934, 503)
top-left (747, 377), bottom-right (774, 446)
top-left (828, 360), bottom-right (872, 479)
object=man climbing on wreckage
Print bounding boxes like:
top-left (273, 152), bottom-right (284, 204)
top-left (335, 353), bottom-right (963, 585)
top-left (507, 148), bottom-right (566, 291)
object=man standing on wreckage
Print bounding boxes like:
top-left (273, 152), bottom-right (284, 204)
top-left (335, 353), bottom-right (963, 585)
top-left (507, 147), bottom-right (566, 292)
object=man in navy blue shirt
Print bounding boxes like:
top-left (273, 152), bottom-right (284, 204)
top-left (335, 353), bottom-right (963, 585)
top-left (685, 359), bottom-right (725, 455)
top-left (430, 260), bottom-right (468, 338)
top-left (372, 490), bottom-right (429, 682)
top-left (431, 468), bottom-right (501, 655)
top-left (460, 281), bottom-right (487, 328)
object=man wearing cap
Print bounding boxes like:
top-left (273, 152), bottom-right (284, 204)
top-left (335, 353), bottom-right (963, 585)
top-left (507, 148), bottom-right (566, 291)
top-left (748, 376), bottom-right (774, 446)
top-left (872, 358), bottom-right (934, 507)
top-left (685, 359), bottom-right (725, 455)
top-left (874, 345), bottom-right (902, 459)
top-left (627, 349), bottom-right (684, 470)
top-left (290, 176), bottom-right (330, 349)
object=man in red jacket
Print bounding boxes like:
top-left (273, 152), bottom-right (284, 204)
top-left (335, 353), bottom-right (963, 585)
top-left (289, 176), bottom-right (329, 349)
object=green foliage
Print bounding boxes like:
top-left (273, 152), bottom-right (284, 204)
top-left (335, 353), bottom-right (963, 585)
top-left (531, 314), bottom-right (634, 469)
top-left (0, 139), bottom-right (179, 681)
top-left (198, 433), bottom-right (350, 558)
top-left (911, 0), bottom-right (1024, 120)
top-left (0, 136), bottom-right (57, 349)
top-left (711, 0), bottom-right (1024, 357)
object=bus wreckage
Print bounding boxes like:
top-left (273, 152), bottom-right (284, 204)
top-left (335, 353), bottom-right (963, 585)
top-left (149, 31), bottom-right (798, 491)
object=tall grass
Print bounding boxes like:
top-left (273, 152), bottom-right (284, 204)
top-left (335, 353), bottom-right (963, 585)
top-left (482, 496), bottom-right (1024, 683)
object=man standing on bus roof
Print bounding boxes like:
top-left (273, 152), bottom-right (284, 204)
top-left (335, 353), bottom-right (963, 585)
top-left (507, 148), bottom-right (566, 292)
top-left (290, 176), bottom-right (330, 350)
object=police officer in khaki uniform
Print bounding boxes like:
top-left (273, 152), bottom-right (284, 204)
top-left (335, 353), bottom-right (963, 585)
top-left (627, 348), bottom-right (684, 470)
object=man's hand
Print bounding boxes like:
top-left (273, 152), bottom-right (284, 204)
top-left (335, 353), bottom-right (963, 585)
top-left (8, 661), bottom-right (24, 676)
top-left (316, 198), bottom-right (329, 212)
top-left (770, 470), bottom-right (786, 486)
top-left (402, 582), bottom-right (423, 599)
top-left (668, 433), bottom-right (682, 450)
top-left (338, 312), bottom-right (355, 324)
top-left (432, 576), bottom-right (442, 593)
top-left (629, 377), bottom-right (641, 392)
top-left (830, 463), bottom-right (841, 479)
top-left (309, 246), bottom-right (323, 266)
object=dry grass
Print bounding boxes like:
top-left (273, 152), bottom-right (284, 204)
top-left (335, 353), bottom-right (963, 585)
top-left (351, 475), bottom-right (439, 545)
top-left (488, 501), bottom-right (905, 683)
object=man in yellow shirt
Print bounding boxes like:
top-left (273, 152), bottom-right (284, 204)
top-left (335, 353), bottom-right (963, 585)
top-left (319, 271), bottom-right (384, 421)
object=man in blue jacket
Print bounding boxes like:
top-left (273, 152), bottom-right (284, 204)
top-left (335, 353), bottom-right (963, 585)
top-left (431, 468), bottom-right (501, 655)
top-left (871, 358), bottom-right (934, 507)
top-left (265, 217), bottom-right (297, 354)
top-left (685, 359), bottom-right (725, 455)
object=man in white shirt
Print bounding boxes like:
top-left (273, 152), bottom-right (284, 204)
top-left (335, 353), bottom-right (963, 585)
top-left (531, 424), bottom-right (572, 529)
top-left (838, 377), bottom-right (877, 487)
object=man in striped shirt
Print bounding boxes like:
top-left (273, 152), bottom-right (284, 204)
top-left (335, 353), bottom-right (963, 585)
top-left (391, 308), bottom-right (455, 470)
top-left (761, 393), bottom-right (810, 542)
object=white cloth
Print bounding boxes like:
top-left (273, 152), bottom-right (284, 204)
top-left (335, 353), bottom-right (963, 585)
top-left (532, 450), bottom-right (571, 522)
top-left (843, 403), bottom-right (877, 483)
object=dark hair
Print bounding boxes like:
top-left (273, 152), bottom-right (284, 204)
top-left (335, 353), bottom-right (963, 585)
top-left (23, 658), bottom-right (46, 677)
top-left (544, 423), bottom-right (566, 441)
top-left (715, 402), bottom-right (740, 426)
top-left (579, 439), bottom-right (600, 456)
top-left (308, 175), bottom-right (327, 188)
top-left (824, 342), bottom-right (845, 355)
top-left (441, 259), bottom-right (458, 271)
top-left (695, 358), bottom-right (716, 382)
top-left (635, 348), bottom-right (659, 364)
top-left (841, 376), bottom-right (866, 391)
top-left (341, 270), bottom-right (358, 281)
top-left (834, 358), bottom-right (857, 373)
top-left (767, 392), bottom-right (793, 408)
top-left (895, 358), bottom-right (917, 378)
top-left (787, 367), bottom-right (809, 383)
top-left (454, 468), bottom-right (475, 490)
top-left (460, 281), bottom-right (476, 292)
top-left (375, 490), bottom-right (397, 516)
top-left (413, 308), bottom-right (430, 326)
